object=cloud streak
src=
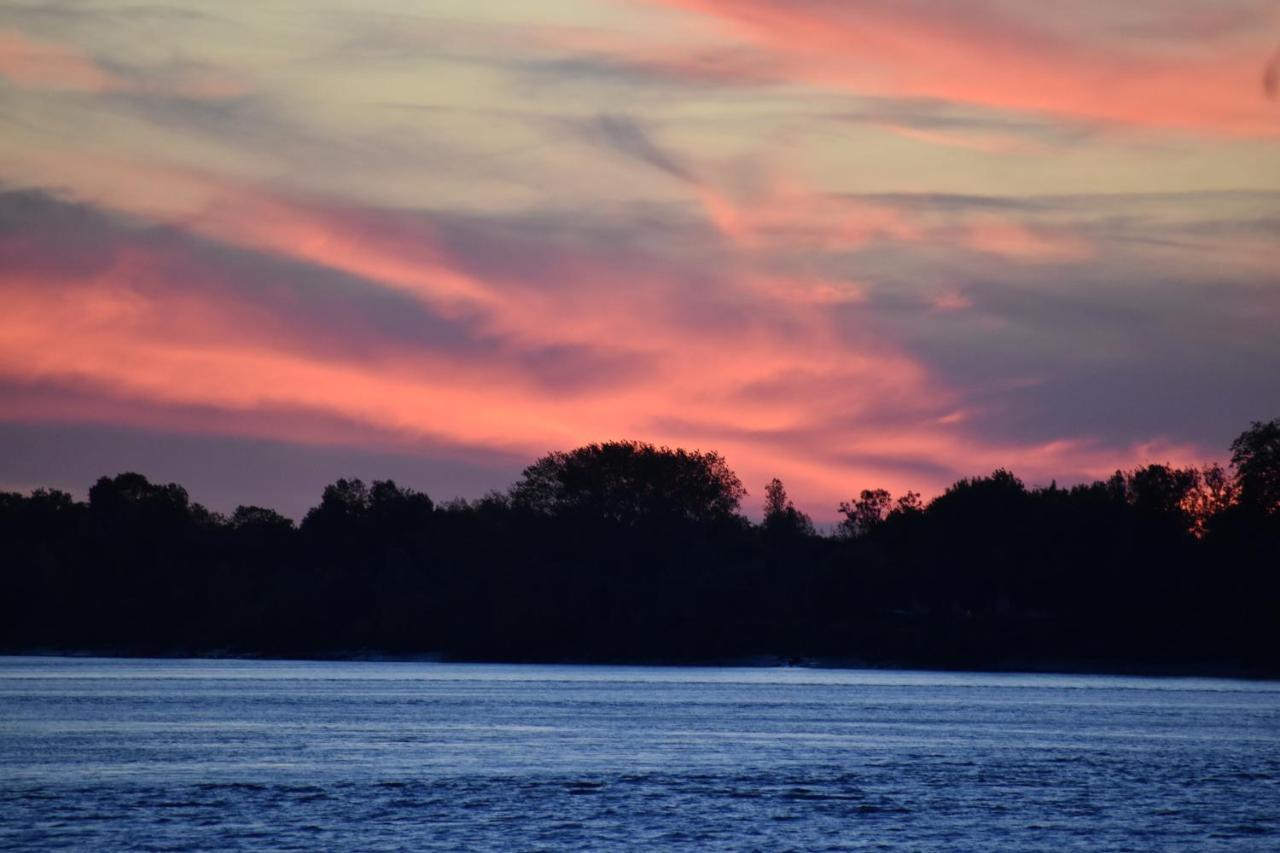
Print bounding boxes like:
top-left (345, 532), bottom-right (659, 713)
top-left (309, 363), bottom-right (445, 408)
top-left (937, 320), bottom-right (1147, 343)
top-left (0, 29), bottom-right (243, 98)
top-left (631, 0), bottom-right (1280, 136)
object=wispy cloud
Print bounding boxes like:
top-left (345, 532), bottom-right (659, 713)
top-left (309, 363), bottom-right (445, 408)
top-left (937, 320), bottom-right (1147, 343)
top-left (631, 0), bottom-right (1280, 136)
top-left (0, 29), bottom-right (243, 98)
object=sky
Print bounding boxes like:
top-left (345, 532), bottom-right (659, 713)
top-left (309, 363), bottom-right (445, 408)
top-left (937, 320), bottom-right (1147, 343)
top-left (1, 0), bottom-right (1278, 521)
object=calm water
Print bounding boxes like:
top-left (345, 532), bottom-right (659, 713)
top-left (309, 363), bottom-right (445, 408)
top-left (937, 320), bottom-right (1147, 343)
top-left (1, 658), bottom-right (1277, 850)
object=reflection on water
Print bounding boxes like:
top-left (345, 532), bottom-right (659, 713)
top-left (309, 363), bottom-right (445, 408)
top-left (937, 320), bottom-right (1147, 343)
top-left (1, 657), bottom-right (1277, 849)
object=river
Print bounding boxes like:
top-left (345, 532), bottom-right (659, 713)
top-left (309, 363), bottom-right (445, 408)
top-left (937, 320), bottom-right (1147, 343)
top-left (1, 657), bottom-right (1277, 849)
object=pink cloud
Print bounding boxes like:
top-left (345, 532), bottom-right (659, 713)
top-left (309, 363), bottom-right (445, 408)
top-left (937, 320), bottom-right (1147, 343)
top-left (959, 218), bottom-right (1092, 262)
top-left (0, 184), bottom-right (979, 513)
top-left (695, 180), bottom-right (921, 250)
top-left (877, 123), bottom-right (1029, 155)
top-left (931, 291), bottom-right (973, 311)
top-left (0, 29), bottom-right (244, 98)
top-left (695, 174), bottom-right (1090, 262)
top-left (637, 0), bottom-right (1280, 136)
top-left (0, 171), bottom-right (1225, 519)
top-left (0, 30), bottom-right (114, 92)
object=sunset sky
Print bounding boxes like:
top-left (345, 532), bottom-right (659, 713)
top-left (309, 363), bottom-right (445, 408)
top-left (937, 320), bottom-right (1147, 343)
top-left (1, 0), bottom-right (1278, 520)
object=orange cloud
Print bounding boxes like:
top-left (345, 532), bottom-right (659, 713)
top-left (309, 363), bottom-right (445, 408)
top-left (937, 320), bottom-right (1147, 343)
top-left (0, 168), bottom-right (1223, 520)
top-left (695, 174), bottom-right (1089, 262)
top-left (194, 191), bottom-right (498, 314)
top-left (0, 186), bottom-right (982, 513)
top-left (1, 207), bottom-right (1194, 521)
top-left (695, 180), bottom-right (920, 250)
top-left (0, 239), bottom-right (1216, 521)
top-left (640, 0), bottom-right (1280, 136)
top-left (0, 3), bottom-right (1259, 520)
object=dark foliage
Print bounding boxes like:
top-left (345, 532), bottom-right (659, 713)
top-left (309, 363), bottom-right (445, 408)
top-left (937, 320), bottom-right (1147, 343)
top-left (510, 440), bottom-right (746, 526)
top-left (1, 427), bottom-right (1276, 674)
top-left (1231, 419), bottom-right (1280, 516)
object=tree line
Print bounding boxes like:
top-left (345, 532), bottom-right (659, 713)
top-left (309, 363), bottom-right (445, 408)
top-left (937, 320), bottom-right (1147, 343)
top-left (1, 420), bottom-right (1276, 674)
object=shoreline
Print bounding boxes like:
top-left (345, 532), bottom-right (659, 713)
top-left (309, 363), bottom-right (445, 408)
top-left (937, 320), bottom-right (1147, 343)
top-left (4, 648), bottom-right (1274, 681)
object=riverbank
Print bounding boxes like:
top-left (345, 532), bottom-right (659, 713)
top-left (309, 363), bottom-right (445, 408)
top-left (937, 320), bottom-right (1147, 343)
top-left (5, 648), bottom-right (1274, 681)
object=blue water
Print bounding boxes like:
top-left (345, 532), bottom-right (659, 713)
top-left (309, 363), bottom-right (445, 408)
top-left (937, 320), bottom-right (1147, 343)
top-left (1, 658), bottom-right (1277, 850)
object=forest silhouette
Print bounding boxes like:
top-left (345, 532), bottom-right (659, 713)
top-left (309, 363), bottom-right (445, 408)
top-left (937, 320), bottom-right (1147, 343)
top-left (2, 420), bottom-right (1277, 675)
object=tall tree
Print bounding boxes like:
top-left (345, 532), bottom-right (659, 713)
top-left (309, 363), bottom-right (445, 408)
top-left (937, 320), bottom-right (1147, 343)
top-left (762, 478), bottom-right (815, 538)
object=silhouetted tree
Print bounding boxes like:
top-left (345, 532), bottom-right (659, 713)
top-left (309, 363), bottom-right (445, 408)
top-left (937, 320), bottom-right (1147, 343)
top-left (510, 440), bottom-right (746, 526)
top-left (89, 472), bottom-right (191, 521)
top-left (1231, 419), bottom-right (1280, 515)
top-left (893, 491), bottom-right (924, 516)
top-left (232, 505), bottom-right (295, 533)
top-left (763, 478), bottom-right (787, 518)
top-left (837, 488), bottom-right (892, 537)
top-left (1185, 464), bottom-right (1237, 537)
top-left (1124, 464), bottom-right (1199, 524)
top-left (302, 478), bottom-right (370, 532)
top-left (762, 478), bottom-right (815, 538)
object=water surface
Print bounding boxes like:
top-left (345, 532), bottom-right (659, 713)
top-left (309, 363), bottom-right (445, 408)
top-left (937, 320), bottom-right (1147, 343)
top-left (1, 657), bottom-right (1277, 849)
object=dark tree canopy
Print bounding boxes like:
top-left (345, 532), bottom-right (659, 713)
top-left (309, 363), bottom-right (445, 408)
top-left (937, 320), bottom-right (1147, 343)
top-left (301, 478), bottom-right (434, 533)
top-left (231, 505), bottom-right (295, 533)
top-left (1231, 419), bottom-right (1280, 515)
top-left (89, 472), bottom-right (191, 518)
top-left (838, 488), bottom-right (893, 537)
top-left (1124, 464), bottom-right (1199, 522)
top-left (509, 440), bottom-right (747, 526)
